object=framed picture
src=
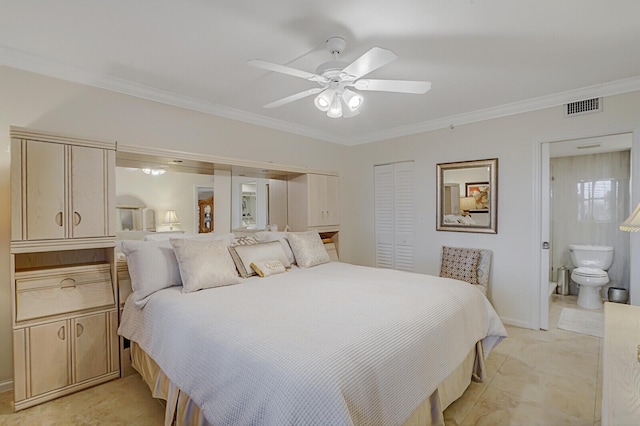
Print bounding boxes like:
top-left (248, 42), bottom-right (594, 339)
top-left (465, 181), bottom-right (490, 212)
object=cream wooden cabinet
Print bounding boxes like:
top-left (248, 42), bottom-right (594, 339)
top-left (25, 320), bottom-right (69, 397)
top-left (602, 302), bottom-right (640, 425)
top-left (11, 128), bottom-right (116, 243)
top-left (287, 173), bottom-right (340, 231)
top-left (13, 311), bottom-right (119, 407)
top-left (10, 127), bottom-right (119, 411)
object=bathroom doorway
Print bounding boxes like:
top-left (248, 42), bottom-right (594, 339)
top-left (538, 133), bottom-right (632, 329)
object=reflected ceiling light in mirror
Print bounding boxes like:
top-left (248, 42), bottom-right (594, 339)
top-left (142, 168), bottom-right (166, 176)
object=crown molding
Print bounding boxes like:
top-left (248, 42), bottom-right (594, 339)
top-left (0, 46), bottom-right (349, 145)
top-left (2, 46), bottom-right (639, 147)
top-left (347, 75), bottom-right (640, 146)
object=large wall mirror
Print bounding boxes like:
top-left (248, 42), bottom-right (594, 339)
top-left (436, 158), bottom-right (498, 234)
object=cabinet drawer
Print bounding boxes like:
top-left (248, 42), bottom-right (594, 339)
top-left (16, 264), bottom-right (114, 322)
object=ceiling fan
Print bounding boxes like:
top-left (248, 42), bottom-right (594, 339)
top-left (248, 37), bottom-right (431, 118)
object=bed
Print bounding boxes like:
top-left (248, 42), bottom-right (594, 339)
top-left (117, 232), bottom-right (506, 426)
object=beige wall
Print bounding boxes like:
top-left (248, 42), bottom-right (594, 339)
top-left (340, 90), bottom-right (640, 328)
top-left (2, 64), bottom-right (639, 387)
top-left (0, 66), bottom-right (348, 385)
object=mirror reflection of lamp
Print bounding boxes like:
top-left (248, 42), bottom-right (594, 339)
top-left (459, 197), bottom-right (477, 216)
top-left (163, 210), bottom-right (180, 231)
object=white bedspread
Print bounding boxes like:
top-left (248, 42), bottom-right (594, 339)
top-left (119, 262), bottom-right (506, 425)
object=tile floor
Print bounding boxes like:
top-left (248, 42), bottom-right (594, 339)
top-left (443, 294), bottom-right (602, 426)
top-left (0, 295), bottom-right (602, 426)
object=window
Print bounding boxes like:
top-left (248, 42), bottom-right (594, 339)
top-left (577, 179), bottom-right (616, 222)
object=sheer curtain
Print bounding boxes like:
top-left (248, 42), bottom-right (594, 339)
top-left (551, 150), bottom-right (630, 293)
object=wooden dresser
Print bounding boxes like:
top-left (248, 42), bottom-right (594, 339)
top-left (602, 302), bottom-right (640, 424)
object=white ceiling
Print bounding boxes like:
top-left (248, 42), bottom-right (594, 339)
top-left (2, 0), bottom-right (640, 146)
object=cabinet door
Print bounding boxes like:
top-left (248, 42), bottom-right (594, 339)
top-left (25, 141), bottom-right (66, 240)
top-left (324, 175), bottom-right (340, 226)
top-left (73, 313), bottom-right (109, 383)
top-left (29, 320), bottom-right (70, 396)
top-left (307, 174), bottom-right (340, 226)
top-left (307, 174), bottom-right (326, 226)
top-left (70, 146), bottom-right (108, 238)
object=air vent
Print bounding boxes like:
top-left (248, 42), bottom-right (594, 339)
top-left (565, 98), bottom-right (602, 117)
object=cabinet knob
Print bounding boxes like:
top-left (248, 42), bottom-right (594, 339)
top-left (76, 323), bottom-right (84, 338)
top-left (55, 212), bottom-right (63, 227)
top-left (73, 212), bottom-right (81, 226)
top-left (57, 326), bottom-right (65, 340)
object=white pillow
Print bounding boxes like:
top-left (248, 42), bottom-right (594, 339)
top-left (229, 240), bottom-right (291, 278)
top-left (287, 231), bottom-right (330, 268)
top-left (170, 238), bottom-right (240, 293)
top-left (118, 240), bottom-right (182, 309)
top-left (255, 231), bottom-right (296, 265)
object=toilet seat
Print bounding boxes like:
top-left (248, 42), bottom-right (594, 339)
top-left (572, 267), bottom-right (608, 279)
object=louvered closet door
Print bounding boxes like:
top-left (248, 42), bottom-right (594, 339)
top-left (375, 165), bottom-right (394, 268)
top-left (375, 162), bottom-right (414, 271)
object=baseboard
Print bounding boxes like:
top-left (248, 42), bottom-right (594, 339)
top-left (0, 379), bottom-right (13, 393)
top-left (500, 316), bottom-right (533, 329)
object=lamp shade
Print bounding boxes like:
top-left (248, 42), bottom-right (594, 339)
top-left (620, 201), bottom-right (640, 232)
top-left (327, 94), bottom-right (342, 118)
top-left (342, 89), bottom-right (363, 111)
top-left (164, 210), bottom-right (180, 230)
top-left (459, 196), bottom-right (477, 212)
top-left (314, 90), bottom-right (333, 112)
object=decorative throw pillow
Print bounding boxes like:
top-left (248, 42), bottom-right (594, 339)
top-left (287, 231), bottom-right (330, 268)
top-left (118, 240), bottom-right (182, 309)
top-left (439, 246), bottom-right (481, 285)
top-left (255, 231), bottom-right (296, 265)
top-left (231, 234), bottom-right (261, 246)
top-left (170, 238), bottom-right (240, 293)
top-left (250, 259), bottom-right (286, 277)
top-left (477, 250), bottom-right (492, 287)
top-left (229, 240), bottom-right (291, 278)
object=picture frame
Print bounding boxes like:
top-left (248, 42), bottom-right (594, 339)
top-left (465, 181), bottom-right (490, 212)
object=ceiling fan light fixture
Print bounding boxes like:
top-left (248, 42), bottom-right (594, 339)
top-left (314, 90), bottom-right (333, 112)
top-left (327, 95), bottom-right (343, 118)
top-left (342, 89), bottom-right (363, 111)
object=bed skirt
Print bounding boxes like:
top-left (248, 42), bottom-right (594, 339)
top-left (130, 340), bottom-right (485, 426)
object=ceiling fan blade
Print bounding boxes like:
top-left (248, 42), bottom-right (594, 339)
top-left (340, 47), bottom-right (398, 80)
top-left (248, 59), bottom-right (326, 83)
top-left (263, 88), bottom-right (324, 109)
top-left (354, 79), bottom-right (432, 94)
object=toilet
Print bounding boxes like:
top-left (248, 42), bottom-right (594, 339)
top-left (569, 244), bottom-right (614, 309)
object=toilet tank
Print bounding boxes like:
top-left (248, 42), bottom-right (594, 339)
top-left (569, 244), bottom-right (614, 269)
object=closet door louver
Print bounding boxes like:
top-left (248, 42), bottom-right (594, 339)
top-left (375, 162), bottom-right (414, 271)
top-left (375, 165), bottom-right (394, 268)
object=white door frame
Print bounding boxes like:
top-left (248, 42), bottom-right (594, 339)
top-left (531, 126), bottom-right (640, 329)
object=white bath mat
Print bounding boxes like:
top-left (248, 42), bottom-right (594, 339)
top-left (557, 307), bottom-right (603, 338)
